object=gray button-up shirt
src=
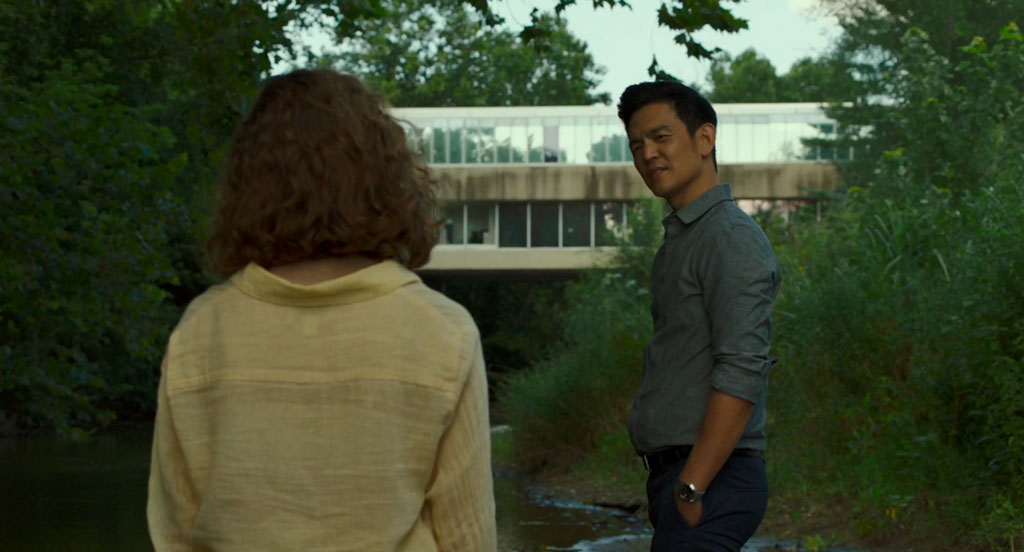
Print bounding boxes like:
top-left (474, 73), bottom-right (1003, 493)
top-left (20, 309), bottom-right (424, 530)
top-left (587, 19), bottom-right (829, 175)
top-left (628, 184), bottom-right (780, 455)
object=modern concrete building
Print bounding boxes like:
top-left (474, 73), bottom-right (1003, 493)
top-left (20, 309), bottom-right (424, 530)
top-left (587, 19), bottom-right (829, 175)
top-left (391, 104), bottom-right (847, 276)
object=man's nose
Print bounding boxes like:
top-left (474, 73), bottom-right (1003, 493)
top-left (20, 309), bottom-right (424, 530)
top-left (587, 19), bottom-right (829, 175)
top-left (641, 141), bottom-right (658, 161)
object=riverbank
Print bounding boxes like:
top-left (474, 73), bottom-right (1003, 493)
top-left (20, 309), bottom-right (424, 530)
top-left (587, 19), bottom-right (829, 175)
top-left (528, 471), bottom-right (881, 552)
top-left (492, 428), bottom-right (881, 552)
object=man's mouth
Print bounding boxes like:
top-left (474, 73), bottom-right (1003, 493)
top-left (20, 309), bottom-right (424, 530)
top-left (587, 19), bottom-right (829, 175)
top-left (648, 167), bottom-right (667, 179)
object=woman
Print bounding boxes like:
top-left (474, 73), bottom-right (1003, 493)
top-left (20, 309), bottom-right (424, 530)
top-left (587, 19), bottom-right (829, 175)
top-left (147, 70), bottom-right (496, 551)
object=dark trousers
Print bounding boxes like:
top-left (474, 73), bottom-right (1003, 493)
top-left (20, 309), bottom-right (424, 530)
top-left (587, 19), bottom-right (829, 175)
top-left (646, 455), bottom-right (768, 551)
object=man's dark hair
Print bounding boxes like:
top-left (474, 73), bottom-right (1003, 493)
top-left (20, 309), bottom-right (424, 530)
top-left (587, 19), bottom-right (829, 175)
top-left (617, 81), bottom-right (718, 169)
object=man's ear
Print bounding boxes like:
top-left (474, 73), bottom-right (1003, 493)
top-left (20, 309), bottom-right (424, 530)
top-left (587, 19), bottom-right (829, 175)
top-left (695, 123), bottom-right (716, 156)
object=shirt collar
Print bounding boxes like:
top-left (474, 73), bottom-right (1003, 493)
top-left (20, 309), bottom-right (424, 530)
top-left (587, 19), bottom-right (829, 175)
top-left (663, 184), bottom-right (734, 234)
top-left (230, 260), bottom-right (420, 307)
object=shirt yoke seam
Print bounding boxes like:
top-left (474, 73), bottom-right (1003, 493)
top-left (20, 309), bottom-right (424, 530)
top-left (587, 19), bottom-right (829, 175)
top-left (167, 372), bottom-right (456, 397)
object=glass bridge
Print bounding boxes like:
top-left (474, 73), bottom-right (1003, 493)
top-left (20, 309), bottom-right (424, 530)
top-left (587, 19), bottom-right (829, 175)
top-left (389, 104), bottom-right (844, 267)
top-left (393, 103), bottom-right (849, 166)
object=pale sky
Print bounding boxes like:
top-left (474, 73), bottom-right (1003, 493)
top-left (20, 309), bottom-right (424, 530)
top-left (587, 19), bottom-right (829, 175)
top-left (494, 0), bottom-right (842, 99)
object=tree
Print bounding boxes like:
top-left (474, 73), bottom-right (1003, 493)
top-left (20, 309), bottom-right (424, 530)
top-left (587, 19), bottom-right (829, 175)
top-left (0, 0), bottom-right (757, 435)
top-left (0, 55), bottom-right (185, 436)
top-left (706, 48), bottom-right (860, 103)
top-left (766, 25), bottom-right (1024, 546)
top-left (706, 49), bottom-right (781, 102)
top-left (778, 55), bottom-right (861, 102)
top-left (813, 0), bottom-right (1024, 185)
top-left (0, 0), bottom-right (395, 435)
top-left (819, 0), bottom-right (1024, 66)
top-left (328, 0), bottom-right (609, 106)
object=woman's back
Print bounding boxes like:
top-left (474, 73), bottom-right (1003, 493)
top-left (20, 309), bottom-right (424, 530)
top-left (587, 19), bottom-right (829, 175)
top-left (148, 261), bottom-right (495, 551)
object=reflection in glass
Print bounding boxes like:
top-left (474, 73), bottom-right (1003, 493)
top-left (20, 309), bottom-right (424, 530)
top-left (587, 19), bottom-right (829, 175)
top-left (431, 127), bottom-right (447, 163)
top-left (467, 203), bottom-right (495, 244)
top-left (596, 201), bottom-right (625, 246)
top-left (511, 120), bottom-right (529, 163)
top-left (439, 203), bottom-right (465, 245)
top-left (562, 203), bottom-right (591, 247)
top-left (477, 120), bottom-right (496, 163)
top-left (560, 118), bottom-right (578, 164)
top-left (543, 125), bottom-right (559, 162)
top-left (465, 125), bottom-right (482, 164)
top-left (528, 119), bottom-right (544, 162)
top-left (530, 203), bottom-right (559, 247)
top-left (499, 203), bottom-right (527, 247)
top-left (449, 120), bottom-right (464, 163)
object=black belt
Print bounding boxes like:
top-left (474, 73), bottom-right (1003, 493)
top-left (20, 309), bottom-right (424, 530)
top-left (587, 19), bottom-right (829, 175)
top-left (641, 445), bottom-right (764, 473)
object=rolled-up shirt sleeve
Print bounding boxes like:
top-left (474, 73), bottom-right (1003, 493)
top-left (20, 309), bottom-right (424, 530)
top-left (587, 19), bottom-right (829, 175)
top-left (147, 353), bottom-right (197, 552)
top-left (425, 330), bottom-right (497, 551)
top-left (701, 223), bottom-right (780, 403)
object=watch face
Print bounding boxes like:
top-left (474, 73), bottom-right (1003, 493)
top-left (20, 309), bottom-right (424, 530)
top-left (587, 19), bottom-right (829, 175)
top-left (674, 481), bottom-right (701, 502)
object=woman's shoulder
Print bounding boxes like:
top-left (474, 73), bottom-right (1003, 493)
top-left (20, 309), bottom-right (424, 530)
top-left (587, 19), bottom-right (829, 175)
top-left (396, 279), bottom-right (479, 336)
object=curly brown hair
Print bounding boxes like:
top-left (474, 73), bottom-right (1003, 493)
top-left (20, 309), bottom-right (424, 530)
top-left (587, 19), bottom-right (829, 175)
top-left (207, 69), bottom-right (437, 277)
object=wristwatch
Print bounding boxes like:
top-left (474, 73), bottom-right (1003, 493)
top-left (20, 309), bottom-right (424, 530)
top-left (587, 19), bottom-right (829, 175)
top-left (673, 480), bottom-right (705, 503)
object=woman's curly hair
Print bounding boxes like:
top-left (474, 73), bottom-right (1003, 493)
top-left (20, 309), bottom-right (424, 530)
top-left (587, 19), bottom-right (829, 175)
top-left (207, 69), bottom-right (437, 277)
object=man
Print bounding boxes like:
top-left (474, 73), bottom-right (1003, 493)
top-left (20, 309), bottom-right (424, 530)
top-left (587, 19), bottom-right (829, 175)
top-left (618, 81), bottom-right (780, 551)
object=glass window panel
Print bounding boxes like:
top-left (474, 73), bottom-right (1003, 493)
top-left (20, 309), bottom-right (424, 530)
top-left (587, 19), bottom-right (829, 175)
top-left (478, 120), bottom-right (496, 163)
top-left (560, 117), bottom-right (579, 163)
top-left (530, 203), bottom-right (559, 247)
top-left (543, 125), bottom-right (559, 162)
top-left (589, 118), bottom-right (608, 162)
top-left (499, 203), bottom-right (527, 247)
top-left (767, 121), bottom-right (795, 161)
top-left (439, 202), bottom-right (464, 245)
top-left (595, 201), bottom-right (624, 246)
top-left (575, 119), bottom-right (590, 164)
top-left (527, 118), bottom-right (544, 162)
top-left (466, 203), bottom-right (495, 244)
top-left (511, 119), bottom-right (528, 163)
top-left (495, 122), bottom-right (513, 163)
top-left (448, 120), bottom-right (464, 163)
top-left (562, 202), bottom-right (591, 247)
top-left (464, 125), bottom-right (482, 164)
top-left (430, 126), bottom-right (446, 163)
top-left (403, 122), bottom-right (425, 158)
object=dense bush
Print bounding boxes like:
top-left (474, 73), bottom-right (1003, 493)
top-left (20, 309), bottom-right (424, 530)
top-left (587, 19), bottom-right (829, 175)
top-left (498, 199), bottom-right (662, 473)
top-left (0, 56), bottom-right (186, 437)
top-left (500, 23), bottom-right (1023, 551)
top-left (769, 24), bottom-right (1024, 548)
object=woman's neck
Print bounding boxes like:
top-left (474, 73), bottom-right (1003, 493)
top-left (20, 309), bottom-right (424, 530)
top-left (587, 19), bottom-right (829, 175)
top-left (268, 256), bottom-right (378, 285)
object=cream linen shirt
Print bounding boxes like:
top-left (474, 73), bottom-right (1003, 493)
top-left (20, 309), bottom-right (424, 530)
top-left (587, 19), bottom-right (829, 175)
top-left (147, 261), bottom-right (496, 551)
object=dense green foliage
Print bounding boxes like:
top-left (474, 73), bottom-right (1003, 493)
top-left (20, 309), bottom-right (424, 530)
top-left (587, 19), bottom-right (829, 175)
top-left (768, 24), bottom-right (1024, 548)
top-left (2, 0), bottom-right (748, 436)
top-left (498, 199), bottom-right (663, 471)
top-left (500, 15), bottom-right (1024, 552)
top-left (328, 0), bottom-right (610, 106)
top-left (0, 56), bottom-right (184, 437)
top-left (0, 0), bottom-right (483, 436)
top-left (707, 48), bottom-right (859, 102)
top-left (0, 0), bottom-right (377, 436)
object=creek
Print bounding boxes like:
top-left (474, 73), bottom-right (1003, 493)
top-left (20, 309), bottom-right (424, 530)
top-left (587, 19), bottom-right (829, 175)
top-left (0, 428), bottom-right (649, 551)
top-left (0, 428), bottom-right (858, 552)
